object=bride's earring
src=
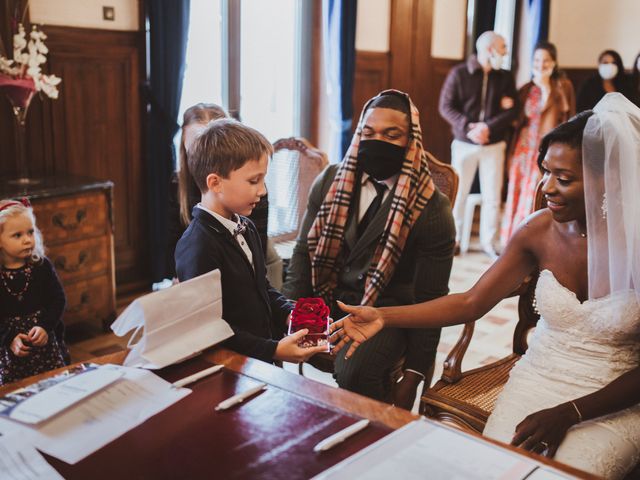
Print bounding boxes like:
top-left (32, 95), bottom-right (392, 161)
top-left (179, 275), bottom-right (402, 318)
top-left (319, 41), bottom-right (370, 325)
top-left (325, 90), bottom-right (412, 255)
top-left (601, 193), bottom-right (608, 219)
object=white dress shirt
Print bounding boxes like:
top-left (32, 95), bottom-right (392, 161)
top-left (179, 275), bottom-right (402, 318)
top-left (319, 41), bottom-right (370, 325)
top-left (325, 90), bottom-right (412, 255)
top-left (358, 173), bottom-right (398, 222)
top-left (197, 204), bottom-right (253, 269)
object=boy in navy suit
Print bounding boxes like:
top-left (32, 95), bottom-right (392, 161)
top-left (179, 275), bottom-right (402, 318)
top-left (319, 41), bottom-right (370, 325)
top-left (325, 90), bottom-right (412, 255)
top-left (175, 119), bottom-right (325, 364)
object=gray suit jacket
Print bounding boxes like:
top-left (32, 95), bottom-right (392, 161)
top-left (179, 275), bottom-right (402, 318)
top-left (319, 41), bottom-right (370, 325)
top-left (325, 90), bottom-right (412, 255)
top-left (283, 164), bottom-right (456, 374)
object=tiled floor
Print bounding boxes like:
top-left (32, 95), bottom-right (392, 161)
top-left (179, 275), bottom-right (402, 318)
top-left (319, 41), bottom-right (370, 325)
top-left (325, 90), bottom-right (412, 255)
top-left (66, 236), bottom-right (517, 413)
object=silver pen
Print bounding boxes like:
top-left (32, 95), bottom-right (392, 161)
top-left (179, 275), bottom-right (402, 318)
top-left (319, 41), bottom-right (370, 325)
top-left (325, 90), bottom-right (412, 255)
top-left (214, 383), bottom-right (267, 411)
top-left (313, 419), bottom-right (370, 452)
top-left (172, 364), bottom-right (224, 388)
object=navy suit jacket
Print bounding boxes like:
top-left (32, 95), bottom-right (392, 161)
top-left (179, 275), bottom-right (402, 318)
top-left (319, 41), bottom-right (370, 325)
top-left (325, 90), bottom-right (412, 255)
top-left (175, 207), bottom-right (292, 363)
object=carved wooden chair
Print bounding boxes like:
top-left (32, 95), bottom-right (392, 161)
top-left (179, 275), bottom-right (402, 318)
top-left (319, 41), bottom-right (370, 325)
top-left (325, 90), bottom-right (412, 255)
top-left (299, 151), bottom-right (459, 388)
top-left (269, 137), bottom-right (329, 243)
top-left (420, 182), bottom-right (546, 433)
top-left (424, 151), bottom-right (459, 210)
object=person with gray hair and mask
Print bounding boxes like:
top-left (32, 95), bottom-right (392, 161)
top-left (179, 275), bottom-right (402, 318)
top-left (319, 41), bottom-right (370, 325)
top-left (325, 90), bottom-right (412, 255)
top-left (439, 31), bottom-right (519, 259)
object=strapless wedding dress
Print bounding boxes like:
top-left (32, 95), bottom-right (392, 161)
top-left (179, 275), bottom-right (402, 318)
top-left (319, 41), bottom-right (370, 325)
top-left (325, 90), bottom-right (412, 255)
top-left (483, 269), bottom-right (640, 479)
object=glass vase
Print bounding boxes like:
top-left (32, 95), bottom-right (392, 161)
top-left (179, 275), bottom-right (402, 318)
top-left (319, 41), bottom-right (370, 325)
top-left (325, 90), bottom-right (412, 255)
top-left (1, 76), bottom-right (39, 185)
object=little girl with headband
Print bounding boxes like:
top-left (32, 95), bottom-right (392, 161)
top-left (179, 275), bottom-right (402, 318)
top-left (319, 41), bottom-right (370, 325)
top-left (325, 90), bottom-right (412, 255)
top-left (0, 198), bottom-right (69, 385)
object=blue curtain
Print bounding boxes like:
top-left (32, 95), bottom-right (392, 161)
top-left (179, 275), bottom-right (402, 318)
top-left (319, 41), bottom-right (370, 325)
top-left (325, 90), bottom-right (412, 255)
top-left (147, 0), bottom-right (190, 282)
top-left (325, 0), bottom-right (358, 160)
top-left (528, 0), bottom-right (550, 48)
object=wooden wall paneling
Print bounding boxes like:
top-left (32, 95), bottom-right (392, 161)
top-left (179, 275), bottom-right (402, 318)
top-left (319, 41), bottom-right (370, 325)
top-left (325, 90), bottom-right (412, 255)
top-left (563, 68), bottom-right (593, 100)
top-left (412, 0), bottom-right (438, 157)
top-left (351, 51), bottom-right (390, 126)
top-left (43, 27), bottom-right (148, 291)
top-left (388, 0), bottom-right (416, 94)
top-left (385, 0), bottom-right (464, 164)
top-left (0, 1), bottom-right (12, 57)
top-left (424, 58), bottom-right (458, 163)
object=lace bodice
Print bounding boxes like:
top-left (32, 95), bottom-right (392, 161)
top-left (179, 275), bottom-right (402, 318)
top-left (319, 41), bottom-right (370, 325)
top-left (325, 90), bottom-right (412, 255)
top-left (525, 269), bottom-right (640, 388)
top-left (536, 269), bottom-right (640, 341)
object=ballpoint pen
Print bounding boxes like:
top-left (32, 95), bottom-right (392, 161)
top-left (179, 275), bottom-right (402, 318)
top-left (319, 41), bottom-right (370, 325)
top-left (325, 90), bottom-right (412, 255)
top-left (172, 364), bottom-right (224, 388)
top-left (313, 419), bottom-right (370, 452)
top-left (214, 383), bottom-right (267, 411)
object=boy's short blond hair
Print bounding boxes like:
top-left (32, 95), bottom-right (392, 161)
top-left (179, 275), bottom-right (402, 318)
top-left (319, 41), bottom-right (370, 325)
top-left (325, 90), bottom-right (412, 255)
top-left (188, 119), bottom-right (273, 193)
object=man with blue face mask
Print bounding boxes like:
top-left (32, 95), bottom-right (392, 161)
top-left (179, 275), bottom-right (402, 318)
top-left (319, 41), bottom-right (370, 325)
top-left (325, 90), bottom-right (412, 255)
top-left (439, 31), bottom-right (518, 259)
top-left (284, 90), bottom-right (455, 410)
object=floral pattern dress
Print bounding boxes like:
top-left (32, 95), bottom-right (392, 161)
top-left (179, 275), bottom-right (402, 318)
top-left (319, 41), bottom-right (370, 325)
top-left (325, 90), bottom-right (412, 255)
top-left (500, 86), bottom-right (544, 246)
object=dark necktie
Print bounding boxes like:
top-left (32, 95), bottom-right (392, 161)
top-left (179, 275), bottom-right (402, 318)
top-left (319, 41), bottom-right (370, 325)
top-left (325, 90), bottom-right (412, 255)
top-left (358, 179), bottom-right (386, 237)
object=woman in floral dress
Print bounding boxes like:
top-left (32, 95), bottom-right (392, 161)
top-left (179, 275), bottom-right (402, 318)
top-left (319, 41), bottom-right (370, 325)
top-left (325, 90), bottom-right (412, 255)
top-left (500, 42), bottom-right (575, 246)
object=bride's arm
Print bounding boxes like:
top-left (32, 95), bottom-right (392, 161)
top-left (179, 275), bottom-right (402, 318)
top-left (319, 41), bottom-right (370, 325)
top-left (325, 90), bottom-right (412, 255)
top-left (512, 366), bottom-right (640, 457)
top-left (331, 214), bottom-right (542, 355)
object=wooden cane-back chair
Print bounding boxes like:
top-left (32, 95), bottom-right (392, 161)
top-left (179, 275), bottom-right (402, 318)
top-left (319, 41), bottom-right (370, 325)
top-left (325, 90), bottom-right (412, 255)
top-left (300, 151), bottom-right (459, 385)
top-left (269, 137), bottom-right (329, 244)
top-left (425, 151), bottom-right (459, 209)
top-left (420, 182), bottom-right (546, 433)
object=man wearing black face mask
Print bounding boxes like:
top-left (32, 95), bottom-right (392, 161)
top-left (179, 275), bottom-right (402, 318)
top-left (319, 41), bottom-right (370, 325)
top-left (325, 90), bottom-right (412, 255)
top-left (283, 91), bottom-right (455, 409)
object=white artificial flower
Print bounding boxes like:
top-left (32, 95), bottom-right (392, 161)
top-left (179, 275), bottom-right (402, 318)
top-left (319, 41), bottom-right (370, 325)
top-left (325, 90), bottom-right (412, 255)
top-left (1, 23), bottom-right (62, 99)
top-left (44, 74), bottom-right (61, 86)
top-left (40, 78), bottom-right (60, 99)
top-left (26, 65), bottom-right (41, 78)
top-left (0, 57), bottom-right (14, 73)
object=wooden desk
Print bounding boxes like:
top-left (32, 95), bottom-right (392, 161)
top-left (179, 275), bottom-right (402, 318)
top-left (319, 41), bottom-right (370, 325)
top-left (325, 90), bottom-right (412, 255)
top-left (0, 349), bottom-right (596, 479)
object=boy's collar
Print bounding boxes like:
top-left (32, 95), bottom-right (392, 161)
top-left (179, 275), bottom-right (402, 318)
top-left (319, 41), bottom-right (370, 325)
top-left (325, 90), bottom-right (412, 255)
top-left (196, 204), bottom-right (241, 235)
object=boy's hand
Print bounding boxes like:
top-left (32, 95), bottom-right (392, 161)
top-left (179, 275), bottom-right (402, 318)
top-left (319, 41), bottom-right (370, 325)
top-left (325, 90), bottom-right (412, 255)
top-left (28, 326), bottom-right (49, 347)
top-left (10, 334), bottom-right (32, 357)
top-left (274, 329), bottom-right (327, 363)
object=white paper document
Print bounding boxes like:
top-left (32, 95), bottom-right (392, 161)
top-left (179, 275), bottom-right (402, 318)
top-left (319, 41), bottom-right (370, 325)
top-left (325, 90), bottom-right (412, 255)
top-left (0, 366), bottom-right (190, 465)
top-left (314, 419), bottom-right (574, 480)
top-left (111, 269), bottom-right (234, 369)
top-left (0, 364), bottom-right (123, 425)
top-left (0, 434), bottom-right (63, 480)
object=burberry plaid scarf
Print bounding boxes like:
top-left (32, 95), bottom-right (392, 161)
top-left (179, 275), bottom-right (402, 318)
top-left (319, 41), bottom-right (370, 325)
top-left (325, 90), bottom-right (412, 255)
top-left (307, 89), bottom-right (435, 306)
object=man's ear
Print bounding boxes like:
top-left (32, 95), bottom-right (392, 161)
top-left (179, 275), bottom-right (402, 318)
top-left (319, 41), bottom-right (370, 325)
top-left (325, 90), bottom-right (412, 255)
top-left (206, 173), bottom-right (224, 193)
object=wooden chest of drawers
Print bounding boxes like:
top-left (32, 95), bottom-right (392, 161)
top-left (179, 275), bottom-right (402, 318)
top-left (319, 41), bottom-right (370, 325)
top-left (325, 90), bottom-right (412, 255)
top-left (1, 176), bottom-right (116, 330)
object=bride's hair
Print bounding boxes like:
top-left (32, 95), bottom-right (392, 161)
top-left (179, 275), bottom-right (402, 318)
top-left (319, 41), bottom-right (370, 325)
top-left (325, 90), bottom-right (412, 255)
top-left (537, 110), bottom-right (595, 170)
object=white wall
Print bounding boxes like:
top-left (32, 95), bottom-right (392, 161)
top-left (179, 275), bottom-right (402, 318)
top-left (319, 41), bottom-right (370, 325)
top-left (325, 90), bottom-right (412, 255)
top-left (355, 0), bottom-right (390, 52)
top-left (549, 0), bottom-right (640, 68)
top-left (29, 0), bottom-right (139, 31)
top-left (431, 0), bottom-right (466, 59)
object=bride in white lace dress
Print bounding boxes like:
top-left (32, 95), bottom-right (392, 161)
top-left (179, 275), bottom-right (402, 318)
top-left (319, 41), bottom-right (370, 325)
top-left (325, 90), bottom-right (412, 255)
top-left (331, 93), bottom-right (640, 479)
top-left (483, 268), bottom-right (640, 477)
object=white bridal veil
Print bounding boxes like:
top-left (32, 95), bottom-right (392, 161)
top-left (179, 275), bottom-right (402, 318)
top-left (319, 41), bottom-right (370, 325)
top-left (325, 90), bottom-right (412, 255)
top-left (582, 93), bottom-right (640, 303)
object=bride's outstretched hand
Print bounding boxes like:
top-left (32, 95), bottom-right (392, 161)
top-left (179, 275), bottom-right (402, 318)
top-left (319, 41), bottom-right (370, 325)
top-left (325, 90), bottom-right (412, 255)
top-left (329, 301), bottom-right (385, 359)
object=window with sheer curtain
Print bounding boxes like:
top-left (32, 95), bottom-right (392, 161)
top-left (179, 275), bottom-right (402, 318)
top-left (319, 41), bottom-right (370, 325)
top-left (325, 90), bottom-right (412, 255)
top-left (176, 0), bottom-right (304, 238)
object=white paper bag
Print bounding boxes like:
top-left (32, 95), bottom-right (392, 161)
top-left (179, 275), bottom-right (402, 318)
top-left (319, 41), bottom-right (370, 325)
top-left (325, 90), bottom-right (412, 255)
top-left (111, 270), bottom-right (233, 368)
